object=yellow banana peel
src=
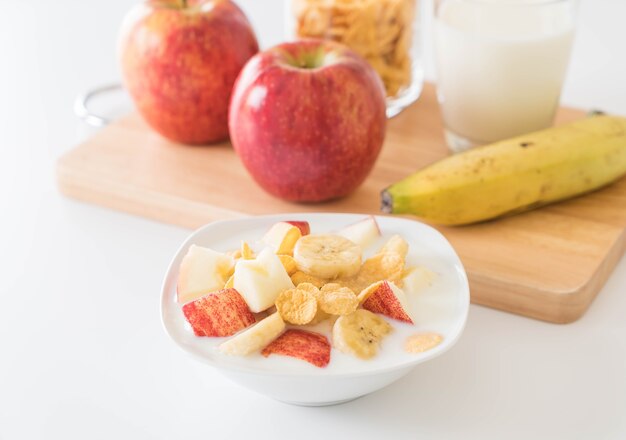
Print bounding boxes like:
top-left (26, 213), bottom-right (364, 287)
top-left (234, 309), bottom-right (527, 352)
top-left (381, 115), bottom-right (626, 225)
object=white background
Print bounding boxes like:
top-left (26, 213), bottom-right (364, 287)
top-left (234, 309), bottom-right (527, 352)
top-left (1, 1), bottom-right (625, 439)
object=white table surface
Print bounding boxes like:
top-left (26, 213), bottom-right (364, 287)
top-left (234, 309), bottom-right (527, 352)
top-left (1, 1), bottom-right (625, 439)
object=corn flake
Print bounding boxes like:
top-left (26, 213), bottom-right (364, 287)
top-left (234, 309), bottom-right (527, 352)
top-left (241, 241), bottom-right (255, 260)
top-left (291, 271), bottom-right (326, 289)
top-left (404, 333), bottom-right (443, 353)
top-left (319, 283), bottom-right (358, 315)
top-left (275, 287), bottom-right (318, 325)
top-left (358, 252), bottom-right (404, 285)
top-left (380, 235), bottom-right (409, 259)
top-left (292, 0), bottom-right (416, 96)
top-left (296, 283), bottom-right (332, 324)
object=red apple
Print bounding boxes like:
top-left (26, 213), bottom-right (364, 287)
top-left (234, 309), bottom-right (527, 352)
top-left (285, 221), bottom-right (310, 236)
top-left (337, 216), bottom-right (381, 249)
top-left (229, 39), bottom-right (387, 202)
top-left (261, 329), bottom-right (331, 368)
top-left (261, 222), bottom-right (302, 255)
top-left (359, 281), bottom-right (414, 324)
top-left (182, 288), bottom-right (256, 337)
top-left (119, 0), bottom-right (259, 144)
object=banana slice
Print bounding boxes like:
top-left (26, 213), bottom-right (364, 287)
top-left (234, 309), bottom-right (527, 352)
top-left (332, 309), bottom-right (392, 359)
top-left (219, 312), bottom-right (285, 356)
top-left (294, 234), bottom-right (361, 279)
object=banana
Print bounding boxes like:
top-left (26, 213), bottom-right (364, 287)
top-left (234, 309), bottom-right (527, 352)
top-left (332, 309), bottom-right (392, 359)
top-left (381, 115), bottom-right (626, 225)
top-left (293, 234), bottom-right (362, 279)
top-left (218, 312), bottom-right (285, 356)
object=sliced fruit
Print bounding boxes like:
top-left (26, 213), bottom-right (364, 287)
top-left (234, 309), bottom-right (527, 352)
top-left (318, 283), bottom-right (358, 315)
top-left (285, 220), bottom-right (310, 236)
top-left (261, 222), bottom-right (302, 255)
top-left (219, 312), bottom-right (285, 356)
top-left (380, 235), bottom-right (409, 259)
top-left (275, 286), bottom-right (317, 325)
top-left (261, 329), bottom-right (331, 368)
top-left (277, 254), bottom-right (298, 275)
top-left (357, 281), bottom-right (384, 303)
top-left (332, 309), bottom-right (392, 359)
top-left (182, 288), bottom-right (255, 337)
top-left (233, 248), bottom-right (295, 313)
top-left (177, 245), bottom-right (235, 304)
top-left (290, 271), bottom-right (326, 288)
top-left (359, 281), bottom-right (414, 324)
top-left (402, 266), bottom-right (436, 294)
top-left (337, 216), bottom-right (381, 249)
top-left (293, 234), bottom-right (361, 279)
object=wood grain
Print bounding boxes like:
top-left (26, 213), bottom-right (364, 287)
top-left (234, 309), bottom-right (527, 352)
top-left (57, 83), bottom-right (626, 323)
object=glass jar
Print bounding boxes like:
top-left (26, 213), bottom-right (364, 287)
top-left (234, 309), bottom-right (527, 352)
top-left (286, 0), bottom-right (424, 118)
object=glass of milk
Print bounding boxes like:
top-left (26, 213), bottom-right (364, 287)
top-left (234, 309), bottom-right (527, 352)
top-left (435, 0), bottom-right (578, 152)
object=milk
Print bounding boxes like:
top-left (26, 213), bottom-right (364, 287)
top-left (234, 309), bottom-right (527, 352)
top-left (166, 230), bottom-right (469, 375)
top-left (435, 0), bottom-right (576, 149)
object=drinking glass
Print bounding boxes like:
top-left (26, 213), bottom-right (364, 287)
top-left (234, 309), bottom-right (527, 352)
top-left (435, 0), bottom-right (578, 152)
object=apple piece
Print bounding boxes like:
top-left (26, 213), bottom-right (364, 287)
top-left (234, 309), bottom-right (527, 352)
top-left (229, 39), bottom-right (386, 201)
top-left (177, 245), bottom-right (235, 304)
top-left (337, 216), bottom-right (381, 249)
top-left (261, 222), bottom-right (302, 255)
top-left (219, 312), bottom-right (285, 356)
top-left (285, 221), bottom-right (310, 236)
top-left (403, 266), bottom-right (437, 294)
top-left (182, 288), bottom-right (255, 337)
top-left (359, 281), bottom-right (414, 324)
top-left (261, 329), bottom-right (331, 368)
top-left (119, 0), bottom-right (259, 144)
top-left (233, 248), bottom-right (295, 312)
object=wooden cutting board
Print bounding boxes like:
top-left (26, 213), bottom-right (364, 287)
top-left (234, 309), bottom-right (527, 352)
top-left (57, 83), bottom-right (626, 324)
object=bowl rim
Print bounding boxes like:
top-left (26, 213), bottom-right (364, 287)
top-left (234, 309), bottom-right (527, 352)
top-left (160, 212), bottom-right (470, 378)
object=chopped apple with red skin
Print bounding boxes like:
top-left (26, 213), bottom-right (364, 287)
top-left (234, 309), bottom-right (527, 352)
top-left (177, 245), bottom-right (235, 304)
top-left (182, 288), bottom-right (256, 337)
top-left (285, 221), bottom-right (310, 236)
top-left (337, 216), bottom-right (381, 249)
top-left (261, 329), bottom-right (331, 368)
top-left (360, 281), bottom-right (414, 324)
top-left (233, 248), bottom-right (295, 312)
top-left (261, 222), bottom-right (302, 255)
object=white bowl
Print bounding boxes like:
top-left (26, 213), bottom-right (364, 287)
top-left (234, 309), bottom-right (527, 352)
top-left (161, 213), bottom-right (469, 406)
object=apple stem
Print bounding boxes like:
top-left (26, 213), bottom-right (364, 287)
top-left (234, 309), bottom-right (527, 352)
top-left (180, 0), bottom-right (188, 8)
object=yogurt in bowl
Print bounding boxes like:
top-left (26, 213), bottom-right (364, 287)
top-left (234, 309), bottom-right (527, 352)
top-left (161, 213), bottom-right (469, 406)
